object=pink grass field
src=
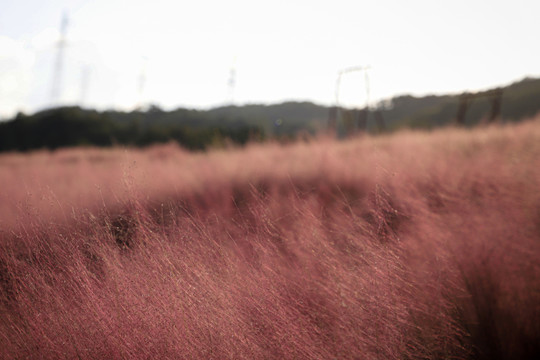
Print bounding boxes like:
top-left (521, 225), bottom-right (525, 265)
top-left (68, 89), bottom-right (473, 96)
top-left (1, 118), bottom-right (539, 359)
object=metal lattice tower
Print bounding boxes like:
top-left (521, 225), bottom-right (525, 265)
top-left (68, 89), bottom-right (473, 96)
top-left (137, 57), bottom-right (149, 109)
top-left (227, 57), bottom-right (237, 105)
top-left (79, 65), bottom-right (91, 107)
top-left (334, 66), bottom-right (371, 110)
top-left (455, 88), bottom-right (503, 125)
top-left (50, 12), bottom-right (69, 106)
top-left (329, 66), bottom-right (371, 133)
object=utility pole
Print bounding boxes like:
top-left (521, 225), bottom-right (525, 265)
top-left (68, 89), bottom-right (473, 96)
top-left (50, 12), bottom-right (68, 107)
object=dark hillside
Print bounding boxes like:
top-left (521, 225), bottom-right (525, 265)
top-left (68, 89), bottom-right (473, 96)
top-left (392, 77), bottom-right (540, 130)
top-left (1, 77), bottom-right (539, 152)
top-left (208, 101), bottom-right (329, 135)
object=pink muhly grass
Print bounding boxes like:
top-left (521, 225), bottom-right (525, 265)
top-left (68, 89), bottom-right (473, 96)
top-left (0, 118), bottom-right (539, 359)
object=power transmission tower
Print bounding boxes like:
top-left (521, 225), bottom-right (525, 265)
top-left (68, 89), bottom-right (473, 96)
top-left (50, 12), bottom-right (69, 107)
top-left (329, 66), bottom-right (373, 135)
top-left (227, 58), bottom-right (237, 105)
top-left (455, 89), bottom-right (503, 125)
top-left (79, 65), bottom-right (91, 107)
top-left (334, 66), bottom-right (371, 109)
top-left (136, 57), bottom-right (149, 109)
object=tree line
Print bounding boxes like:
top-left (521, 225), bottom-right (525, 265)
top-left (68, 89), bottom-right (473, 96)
top-left (1, 77), bottom-right (538, 152)
top-left (0, 106), bottom-right (264, 152)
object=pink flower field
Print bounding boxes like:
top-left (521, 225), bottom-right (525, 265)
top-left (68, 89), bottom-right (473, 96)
top-left (1, 118), bottom-right (539, 359)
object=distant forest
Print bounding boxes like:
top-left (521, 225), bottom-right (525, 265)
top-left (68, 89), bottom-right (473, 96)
top-left (1, 77), bottom-right (539, 152)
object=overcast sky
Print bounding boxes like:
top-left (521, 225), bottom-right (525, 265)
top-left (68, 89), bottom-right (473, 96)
top-left (1, 0), bottom-right (539, 119)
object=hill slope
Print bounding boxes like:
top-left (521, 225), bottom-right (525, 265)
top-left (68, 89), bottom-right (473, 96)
top-left (1, 77), bottom-right (539, 152)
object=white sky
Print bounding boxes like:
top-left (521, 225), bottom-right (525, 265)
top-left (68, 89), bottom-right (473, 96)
top-left (1, 0), bottom-right (539, 119)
